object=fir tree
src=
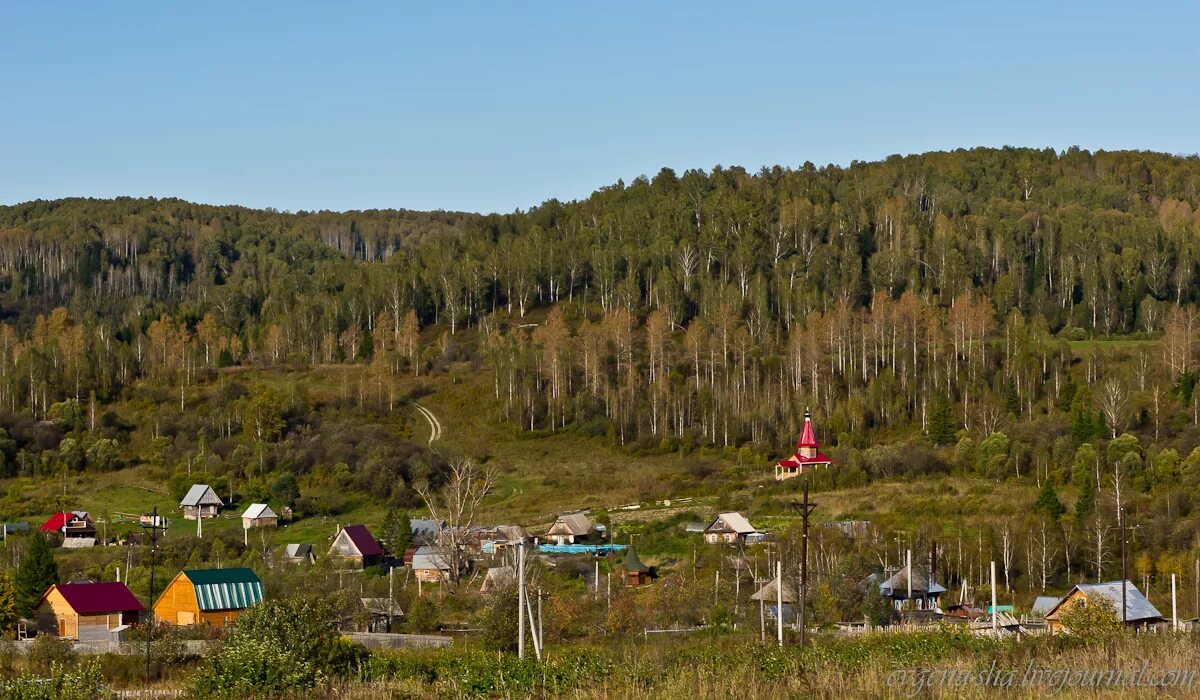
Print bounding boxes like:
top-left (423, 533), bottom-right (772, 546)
top-left (927, 394), bottom-right (957, 446)
top-left (1074, 474), bottom-right (1095, 524)
top-left (1033, 481), bottom-right (1065, 521)
top-left (381, 508), bottom-right (411, 556)
top-left (0, 573), bottom-right (17, 635)
top-left (16, 534), bottom-right (58, 618)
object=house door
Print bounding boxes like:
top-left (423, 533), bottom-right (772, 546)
top-left (177, 611), bottom-right (195, 625)
top-left (58, 618), bottom-right (66, 637)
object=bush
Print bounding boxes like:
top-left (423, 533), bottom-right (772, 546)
top-left (1058, 594), bottom-right (1121, 644)
top-left (27, 634), bottom-right (77, 675)
top-left (0, 659), bottom-right (105, 700)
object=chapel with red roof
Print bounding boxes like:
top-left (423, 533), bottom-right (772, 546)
top-left (775, 411), bottom-right (832, 480)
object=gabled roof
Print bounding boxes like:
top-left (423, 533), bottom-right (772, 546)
top-left (1046, 581), bottom-right (1163, 623)
top-left (241, 503), bottom-right (277, 519)
top-left (180, 484), bottom-right (224, 507)
top-left (40, 511), bottom-right (75, 532)
top-left (410, 519), bottom-right (445, 537)
top-left (751, 577), bottom-right (797, 603)
top-left (704, 512), bottom-right (756, 535)
top-left (178, 568), bottom-right (263, 611)
top-left (338, 524), bottom-right (383, 557)
top-left (549, 512), bottom-right (595, 536)
top-left (284, 543), bottom-right (313, 559)
top-left (879, 567), bottom-right (947, 597)
top-left (44, 582), bottom-right (144, 614)
top-left (411, 546), bottom-right (452, 571)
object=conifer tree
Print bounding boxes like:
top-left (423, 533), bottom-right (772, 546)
top-left (1074, 474), bottom-right (1095, 524)
top-left (16, 534), bottom-right (58, 618)
top-left (927, 394), bottom-right (957, 446)
top-left (1033, 481), bottom-right (1065, 521)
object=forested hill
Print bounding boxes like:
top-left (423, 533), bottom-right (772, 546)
top-left (2, 146), bottom-right (1200, 463)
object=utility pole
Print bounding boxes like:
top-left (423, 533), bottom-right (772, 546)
top-left (517, 541), bottom-right (526, 659)
top-left (990, 560), bottom-right (997, 634)
top-left (794, 478), bottom-right (816, 646)
top-left (1120, 507), bottom-right (1127, 626)
top-left (776, 560), bottom-right (783, 648)
top-left (140, 506), bottom-right (166, 685)
top-left (1172, 573), bottom-right (1178, 631)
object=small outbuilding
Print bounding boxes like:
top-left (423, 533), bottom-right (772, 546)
top-left (180, 485), bottom-right (224, 520)
top-left (154, 567), bottom-right (264, 627)
top-left (241, 504), bottom-right (279, 529)
top-left (480, 566), bottom-right (515, 594)
top-left (411, 546), bottom-right (454, 583)
top-left (283, 543), bottom-right (315, 564)
top-left (620, 546), bottom-right (654, 586)
top-left (329, 524), bottom-right (384, 568)
top-left (35, 582), bottom-right (143, 641)
top-left (751, 577), bottom-right (797, 622)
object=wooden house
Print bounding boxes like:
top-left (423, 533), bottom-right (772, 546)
top-left (283, 543), bottom-right (315, 564)
top-left (154, 567), bottom-right (264, 627)
top-left (703, 512), bottom-right (759, 544)
top-left (870, 566), bottom-right (947, 611)
top-left (1044, 581), bottom-right (1165, 634)
top-left (546, 512), bottom-right (604, 545)
top-left (751, 577), bottom-right (797, 622)
top-left (180, 484), bottom-right (224, 520)
top-left (35, 582), bottom-right (143, 641)
top-left (775, 411), bottom-right (833, 480)
top-left (241, 503), bottom-right (278, 529)
top-left (39, 511), bottom-right (96, 540)
top-left (329, 524), bottom-right (383, 568)
top-left (411, 546), bottom-right (454, 582)
top-left (620, 546), bottom-right (654, 586)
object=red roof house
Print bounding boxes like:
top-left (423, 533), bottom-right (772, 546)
top-left (38, 511), bottom-right (97, 539)
top-left (35, 582), bottom-right (143, 640)
top-left (775, 411), bottom-right (833, 480)
top-left (328, 524), bottom-right (383, 568)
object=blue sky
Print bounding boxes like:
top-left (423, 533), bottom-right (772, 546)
top-left (1, 2), bottom-right (1197, 214)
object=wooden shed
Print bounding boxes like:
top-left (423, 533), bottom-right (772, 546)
top-left (241, 503), bottom-right (278, 529)
top-left (153, 567), bottom-right (264, 627)
top-left (35, 582), bottom-right (143, 641)
top-left (180, 484), bottom-right (224, 520)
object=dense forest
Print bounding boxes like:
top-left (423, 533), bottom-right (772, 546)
top-left (3, 147), bottom-right (1200, 453)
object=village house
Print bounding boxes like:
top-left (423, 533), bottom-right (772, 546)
top-left (620, 546), bottom-right (654, 586)
top-left (39, 511), bottom-right (96, 541)
top-left (480, 565), bottom-right (515, 594)
top-left (410, 518), bottom-right (446, 544)
top-left (1044, 581), bottom-right (1166, 634)
top-left (35, 582), bottom-right (143, 641)
top-left (775, 411), bottom-right (833, 480)
top-left (546, 512), bottom-right (605, 545)
top-left (180, 484), bottom-right (224, 520)
top-left (241, 503), bottom-right (278, 529)
top-left (154, 567), bottom-right (264, 627)
top-left (411, 545), bottom-right (455, 582)
top-left (703, 512), bottom-right (761, 544)
top-left (283, 543), bottom-right (315, 564)
top-left (751, 577), bottom-right (797, 622)
top-left (866, 566), bottom-right (947, 611)
top-left (329, 524), bottom-right (384, 568)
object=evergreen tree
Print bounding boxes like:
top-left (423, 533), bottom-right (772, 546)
top-left (1033, 481), bottom-right (1065, 520)
top-left (0, 573), bottom-right (17, 635)
top-left (381, 508), bottom-right (411, 556)
top-left (927, 395), bottom-right (957, 446)
top-left (1075, 472), bottom-right (1095, 525)
top-left (16, 534), bottom-right (59, 618)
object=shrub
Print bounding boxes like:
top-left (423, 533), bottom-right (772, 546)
top-left (1058, 594), bottom-right (1121, 644)
top-left (27, 634), bottom-right (77, 675)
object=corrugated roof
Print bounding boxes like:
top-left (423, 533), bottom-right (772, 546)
top-left (284, 544), bottom-right (313, 558)
top-left (241, 503), bottom-right (277, 519)
top-left (879, 567), bottom-right (947, 597)
top-left (411, 546), bottom-right (451, 571)
top-left (410, 519), bottom-right (445, 537)
top-left (182, 568), bottom-right (263, 611)
top-left (751, 578), bottom-right (797, 603)
top-left (1032, 595), bottom-right (1059, 614)
top-left (50, 582), bottom-right (144, 614)
top-left (180, 484), bottom-right (224, 507)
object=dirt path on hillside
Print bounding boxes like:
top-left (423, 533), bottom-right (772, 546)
top-left (413, 402), bottom-right (442, 445)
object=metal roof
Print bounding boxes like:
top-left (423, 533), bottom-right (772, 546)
top-left (879, 568), bottom-right (947, 597)
top-left (180, 484), bottom-right (224, 507)
top-left (549, 512), bottom-right (595, 536)
top-left (181, 568), bottom-right (263, 611)
top-left (48, 582), bottom-right (144, 614)
top-left (705, 512), bottom-right (756, 535)
top-left (1032, 595), bottom-right (1059, 615)
top-left (411, 546), bottom-right (451, 571)
top-left (410, 519), bottom-right (445, 537)
top-left (241, 503), bottom-right (277, 519)
top-left (1048, 581), bottom-right (1163, 623)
